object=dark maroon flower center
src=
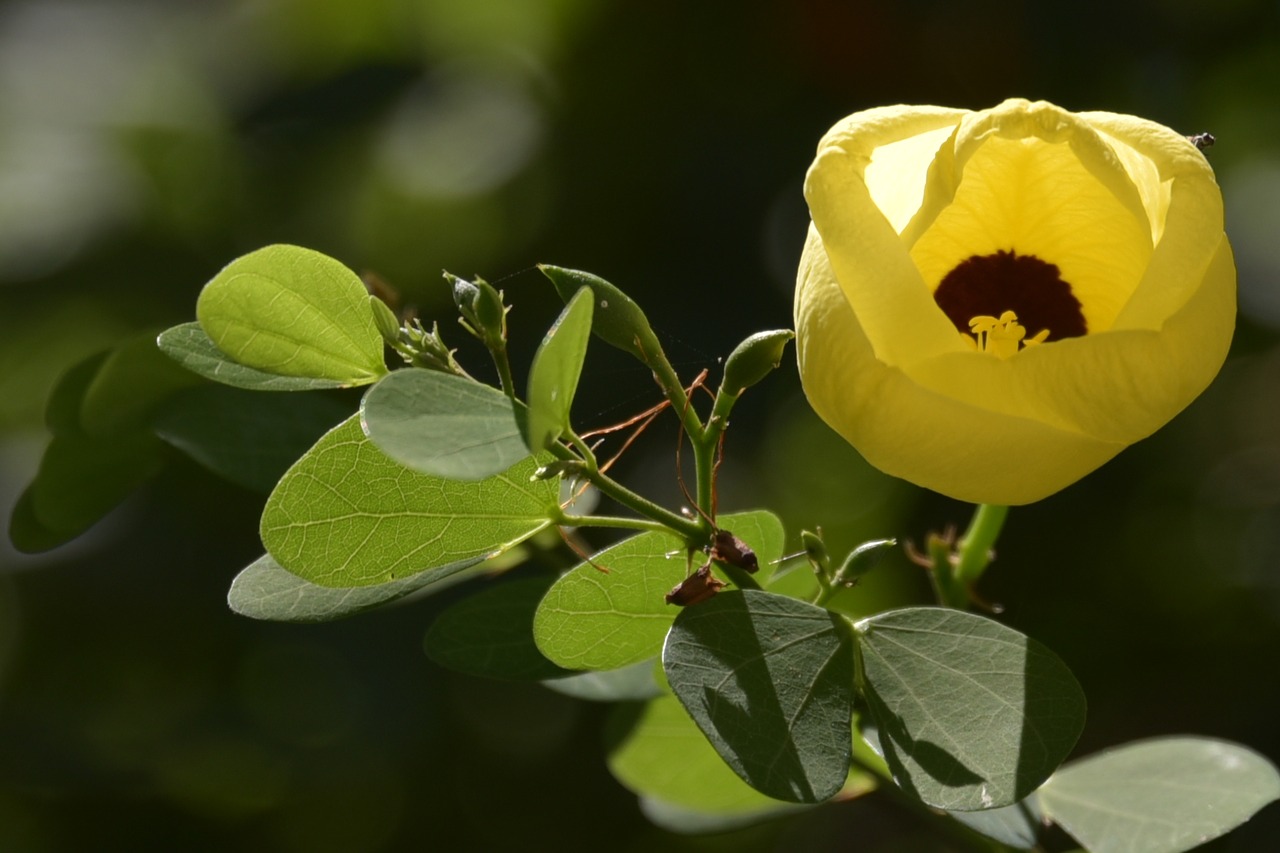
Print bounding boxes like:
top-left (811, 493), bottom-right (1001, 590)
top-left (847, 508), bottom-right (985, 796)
top-left (933, 250), bottom-right (1087, 345)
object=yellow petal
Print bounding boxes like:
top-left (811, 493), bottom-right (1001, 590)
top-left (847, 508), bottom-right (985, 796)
top-left (795, 226), bottom-right (1125, 506)
top-left (805, 105), bottom-right (968, 368)
top-left (905, 99), bottom-right (1153, 336)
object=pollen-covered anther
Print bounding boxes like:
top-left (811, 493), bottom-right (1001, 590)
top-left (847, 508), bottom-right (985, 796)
top-left (965, 311), bottom-right (1050, 359)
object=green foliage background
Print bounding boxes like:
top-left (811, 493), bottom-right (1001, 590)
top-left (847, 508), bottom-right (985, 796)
top-left (2, 0), bottom-right (1279, 850)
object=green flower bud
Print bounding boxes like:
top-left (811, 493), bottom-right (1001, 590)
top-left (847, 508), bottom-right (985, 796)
top-left (721, 329), bottom-right (795, 398)
top-left (832, 538), bottom-right (896, 587)
top-left (538, 265), bottom-right (664, 365)
top-left (369, 295), bottom-right (402, 348)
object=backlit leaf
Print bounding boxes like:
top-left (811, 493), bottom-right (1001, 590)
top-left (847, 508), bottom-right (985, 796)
top-left (855, 607), bottom-right (1085, 811)
top-left (195, 245), bottom-right (387, 385)
top-left (1038, 737), bottom-right (1280, 853)
top-left (260, 415), bottom-right (556, 587)
top-left (532, 510), bottom-right (784, 671)
top-left (663, 589), bottom-right (854, 803)
top-left (524, 286), bottom-right (592, 451)
top-left (541, 659), bottom-right (662, 702)
top-left (360, 368), bottom-right (528, 481)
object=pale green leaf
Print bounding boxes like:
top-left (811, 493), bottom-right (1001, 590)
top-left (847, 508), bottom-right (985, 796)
top-left (1038, 737), bottom-right (1280, 853)
top-left (360, 368), bottom-right (528, 481)
top-left (541, 659), bottom-right (662, 702)
top-left (228, 552), bottom-right (484, 622)
top-left (260, 415), bottom-right (556, 587)
top-left (524, 286), bottom-right (592, 450)
top-left (154, 385), bottom-right (349, 492)
top-left (532, 510), bottom-right (784, 671)
top-left (949, 797), bottom-right (1044, 849)
top-left (425, 575), bottom-right (572, 680)
top-left (158, 323), bottom-right (350, 391)
top-left (855, 607), bottom-right (1086, 811)
top-left (663, 589), bottom-right (854, 803)
top-left (195, 245), bottom-right (387, 385)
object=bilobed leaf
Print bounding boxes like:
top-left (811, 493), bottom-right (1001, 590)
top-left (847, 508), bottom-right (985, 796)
top-left (360, 369), bottom-right (528, 481)
top-left (855, 607), bottom-right (1085, 811)
top-left (228, 552), bottom-right (485, 622)
top-left (606, 692), bottom-right (811, 819)
top-left (22, 430), bottom-right (167, 550)
top-left (662, 589), bottom-right (855, 803)
top-left (195, 245), bottom-right (387, 385)
top-left (45, 351), bottom-right (109, 434)
top-left (425, 575), bottom-right (573, 681)
top-left (154, 385), bottom-right (349, 492)
top-left (541, 659), bottom-right (662, 702)
top-left (524, 286), bottom-right (592, 451)
top-left (260, 415), bottom-right (555, 587)
top-left (158, 323), bottom-right (350, 391)
top-left (1038, 737), bottom-right (1280, 853)
top-left (532, 510), bottom-right (785, 671)
top-left (79, 331), bottom-right (203, 434)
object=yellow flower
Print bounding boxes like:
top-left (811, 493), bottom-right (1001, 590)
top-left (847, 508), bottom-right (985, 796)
top-left (794, 99), bottom-right (1235, 505)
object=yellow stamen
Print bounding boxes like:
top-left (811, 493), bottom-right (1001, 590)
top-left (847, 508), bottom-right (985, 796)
top-left (965, 310), bottom-right (1049, 359)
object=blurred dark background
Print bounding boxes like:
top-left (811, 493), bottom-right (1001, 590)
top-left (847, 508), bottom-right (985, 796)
top-left (2, 0), bottom-right (1279, 850)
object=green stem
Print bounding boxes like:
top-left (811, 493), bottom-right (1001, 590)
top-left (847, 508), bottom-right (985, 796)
top-left (490, 343), bottom-right (517, 400)
top-left (552, 509), bottom-right (671, 535)
top-left (547, 442), bottom-right (704, 541)
top-left (718, 561), bottom-right (761, 591)
top-left (649, 353), bottom-right (705, 444)
top-left (954, 504), bottom-right (1009, 586)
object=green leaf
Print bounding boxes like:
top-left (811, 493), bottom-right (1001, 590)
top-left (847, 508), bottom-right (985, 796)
top-left (663, 589), bottom-right (854, 803)
top-left (158, 323), bottom-right (351, 391)
top-left (532, 510), bottom-right (785, 671)
top-left (8, 487), bottom-right (71, 553)
top-left (524, 286), bottom-right (592, 451)
top-left (228, 552), bottom-right (485, 623)
top-left (154, 385), bottom-right (350, 493)
top-left (260, 415), bottom-right (556, 587)
top-left (855, 607), bottom-right (1085, 811)
top-left (79, 331), bottom-right (203, 434)
top-left (360, 369), bottom-right (529, 481)
top-left (45, 351), bottom-right (109, 434)
top-left (606, 692), bottom-right (810, 818)
top-left (537, 265), bottom-right (663, 364)
top-left (948, 797), bottom-right (1044, 849)
top-left (541, 660), bottom-right (662, 702)
top-left (425, 575), bottom-right (573, 681)
top-left (195, 245), bottom-right (387, 385)
top-left (1038, 737), bottom-right (1280, 853)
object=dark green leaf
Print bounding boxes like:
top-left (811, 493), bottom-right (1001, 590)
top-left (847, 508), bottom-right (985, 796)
top-left (154, 385), bottom-right (350, 492)
top-left (664, 590), bottom-right (855, 803)
top-left (8, 487), bottom-right (71, 553)
top-left (533, 510), bottom-right (785, 671)
top-left (158, 323), bottom-right (351, 391)
top-left (228, 552), bottom-right (485, 623)
top-left (425, 575), bottom-right (573, 680)
top-left (524, 286), bottom-right (592, 451)
top-left (20, 430), bottom-right (167, 550)
top-left (260, 415), bottom-right (556, 587)
top-left (360, 369), bottom-right (529, 481)
top-left (855, 607), bottom-right (1086, 811)
top-left (195, 244), bottom-right (387, 385)
top-left (44, 351), bottom-right (108, 434)
top-left (1038, 737), bottom-right (1280, 853)
top-left (79, 331), bottom-right (203, 434)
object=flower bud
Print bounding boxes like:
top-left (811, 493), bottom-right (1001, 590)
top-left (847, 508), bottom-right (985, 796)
top-left (721, 329), bottom-right (795, 398)
top-left (538, 265), bottom-right (665, 366)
